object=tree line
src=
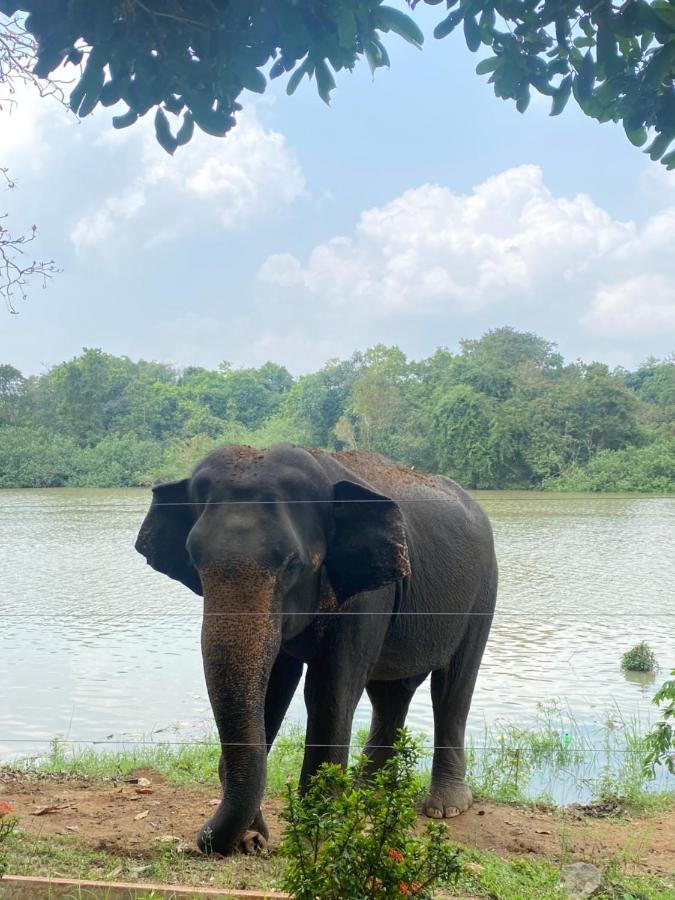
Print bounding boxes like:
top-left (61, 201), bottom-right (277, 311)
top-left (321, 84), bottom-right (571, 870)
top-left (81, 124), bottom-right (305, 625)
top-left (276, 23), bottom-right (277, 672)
top-left (0, 327), bottom-right (673, 492)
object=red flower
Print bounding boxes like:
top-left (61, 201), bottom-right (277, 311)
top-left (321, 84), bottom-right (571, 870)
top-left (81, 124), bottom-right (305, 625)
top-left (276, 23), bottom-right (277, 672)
top-left (388, 848), bottom-right (404, 862)
top-left (400, 885), bottom-right (410, 895)
top-left (0, 801), bottom-right (13, 818)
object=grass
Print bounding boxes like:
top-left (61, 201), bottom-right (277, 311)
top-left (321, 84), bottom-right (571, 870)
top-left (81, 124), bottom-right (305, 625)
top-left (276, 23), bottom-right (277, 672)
top-left (2, 828), bottom-right (673, 900)
top-left (2, 705), bottom-right (673, 898)
top-left (7, 702), bottom-right (674, 815)
top-left (2, 826), bottom-right (283, 892)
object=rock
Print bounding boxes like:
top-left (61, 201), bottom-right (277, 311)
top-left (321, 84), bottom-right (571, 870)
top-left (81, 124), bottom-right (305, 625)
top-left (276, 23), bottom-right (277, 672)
top-left (560, 862), bottom-right (603, 898)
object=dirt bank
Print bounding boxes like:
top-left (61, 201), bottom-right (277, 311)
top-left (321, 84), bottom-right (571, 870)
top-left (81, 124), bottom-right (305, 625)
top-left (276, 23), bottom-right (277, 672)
top-left (2, 770), bottom-right (673, 878)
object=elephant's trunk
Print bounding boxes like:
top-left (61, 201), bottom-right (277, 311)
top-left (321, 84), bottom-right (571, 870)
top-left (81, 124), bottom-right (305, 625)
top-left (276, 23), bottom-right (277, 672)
top-left (197, 567), bottom-right (280, 855)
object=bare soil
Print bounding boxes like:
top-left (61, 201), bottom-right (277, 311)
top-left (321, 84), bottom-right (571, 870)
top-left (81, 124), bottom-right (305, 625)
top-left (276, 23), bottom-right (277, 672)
top-left (2, 770), bottom-right (673, 877)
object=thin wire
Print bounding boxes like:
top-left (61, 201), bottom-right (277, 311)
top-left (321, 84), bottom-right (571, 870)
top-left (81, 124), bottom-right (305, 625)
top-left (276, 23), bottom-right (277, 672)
top-left (0, 612), bottom-right (673, 618)
top-left (0, 738), bottom-right (651, 753)
top-left (1, 495), bottom-right (673, 512)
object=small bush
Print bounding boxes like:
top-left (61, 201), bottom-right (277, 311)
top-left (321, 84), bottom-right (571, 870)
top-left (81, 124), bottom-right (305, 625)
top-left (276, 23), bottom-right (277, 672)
top-left (0, 802), bottom-right (17, 877)
top-left (643, 669), bottom-right (675, 780)
top-left (278, 730), bottom-right (461, 900)
top-left (621, 642), bottom-right (657, 673)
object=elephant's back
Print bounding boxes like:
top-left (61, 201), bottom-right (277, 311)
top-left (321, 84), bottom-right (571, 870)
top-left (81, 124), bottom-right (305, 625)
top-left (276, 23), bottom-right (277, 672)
top-left (330, 450), bottom-right (465, 502)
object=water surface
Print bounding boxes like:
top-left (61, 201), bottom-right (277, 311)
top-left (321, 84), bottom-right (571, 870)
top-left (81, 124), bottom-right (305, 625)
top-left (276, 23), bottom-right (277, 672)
top-left (1, 489), bottom-right (673, 799)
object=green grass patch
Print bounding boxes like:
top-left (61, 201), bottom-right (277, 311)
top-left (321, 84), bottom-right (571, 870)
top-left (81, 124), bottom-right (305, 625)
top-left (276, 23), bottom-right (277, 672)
top-left (5, 703), bottom-right (674, 815)
top-left (2, 827), bottom-right (282, 892)
top-left (3, 829), bottom-right (673, 899)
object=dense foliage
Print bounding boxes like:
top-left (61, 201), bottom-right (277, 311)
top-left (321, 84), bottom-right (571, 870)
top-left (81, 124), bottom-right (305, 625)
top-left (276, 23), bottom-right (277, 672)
top-left (279, 730), bottom-right (461, 899)
top-left (621, 641), bottom-right (658, 672)
top-left (2, 0), bottom-right (675, 164)
top-left (0, 328), bottom-right (673, 491)
top-left (643, 668), bottom-right (675, 779)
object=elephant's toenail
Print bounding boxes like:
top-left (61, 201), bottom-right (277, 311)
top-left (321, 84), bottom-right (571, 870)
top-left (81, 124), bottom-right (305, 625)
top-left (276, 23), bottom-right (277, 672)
top-left (427, 806), bottom-right (443, 819)
top-left (444, 807), bottom-right (460, 817)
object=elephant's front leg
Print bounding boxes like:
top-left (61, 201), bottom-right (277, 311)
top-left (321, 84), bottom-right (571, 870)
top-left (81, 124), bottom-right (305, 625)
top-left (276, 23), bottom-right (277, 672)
top-left (299, 659), bottom-right (367, 788)
top-left (246, 652), bottom-right (304, 849)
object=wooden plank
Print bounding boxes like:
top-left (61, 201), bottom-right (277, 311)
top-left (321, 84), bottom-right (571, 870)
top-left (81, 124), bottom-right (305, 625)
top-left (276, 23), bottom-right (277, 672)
top-left (0, 874), bottom-right (289, 899)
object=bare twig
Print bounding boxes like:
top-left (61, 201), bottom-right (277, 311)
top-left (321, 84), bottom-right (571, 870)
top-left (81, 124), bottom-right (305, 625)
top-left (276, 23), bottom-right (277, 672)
top-left (1, 14), bottom-right (65, 311)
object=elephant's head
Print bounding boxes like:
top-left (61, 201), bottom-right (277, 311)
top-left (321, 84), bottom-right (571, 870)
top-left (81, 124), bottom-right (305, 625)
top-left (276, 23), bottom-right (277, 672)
top-left (135, 444), bottom-right (410, 853)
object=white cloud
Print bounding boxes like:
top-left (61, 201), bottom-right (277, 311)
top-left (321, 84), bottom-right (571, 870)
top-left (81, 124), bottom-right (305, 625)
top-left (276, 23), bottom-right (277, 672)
top-left (0, 81), bottom-right (76, 169)
top-left (69, 110), bottom-right (305, 250)
top-left (70, 187), bottom-right (146, 249)
top-left (583, 275), bottom-right (675, 335)
top-left (258, 165), bottom-right (675, 340)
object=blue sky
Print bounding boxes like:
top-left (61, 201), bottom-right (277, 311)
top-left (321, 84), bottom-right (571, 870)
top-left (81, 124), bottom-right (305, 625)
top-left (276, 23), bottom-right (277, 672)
top-left (1, 3), bottom-right (674, 376)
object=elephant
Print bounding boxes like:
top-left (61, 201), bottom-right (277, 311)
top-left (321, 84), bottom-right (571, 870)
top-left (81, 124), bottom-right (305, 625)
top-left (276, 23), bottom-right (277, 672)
top-left (135, 444), bottom-right (497, 855)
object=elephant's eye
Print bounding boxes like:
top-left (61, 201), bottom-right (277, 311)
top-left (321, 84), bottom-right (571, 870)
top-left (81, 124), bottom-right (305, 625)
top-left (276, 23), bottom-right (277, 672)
top-left (279, 552), bottom-right (305, 587)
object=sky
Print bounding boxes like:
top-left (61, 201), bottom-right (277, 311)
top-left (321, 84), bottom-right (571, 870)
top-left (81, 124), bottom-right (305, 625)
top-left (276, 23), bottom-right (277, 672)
top-left (1, 3), bottom-right (674, 377)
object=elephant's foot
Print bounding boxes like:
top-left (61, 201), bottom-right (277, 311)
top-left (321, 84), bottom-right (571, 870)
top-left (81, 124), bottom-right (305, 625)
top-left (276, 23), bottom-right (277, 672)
top-left (424, 780), bottom-right (473, 819)
top-left (239, 829), bottom-right (268, 854)
top-left (250, 808), bottom-right (270, 841)
top-left (197, 816), bottom-right (268, 856)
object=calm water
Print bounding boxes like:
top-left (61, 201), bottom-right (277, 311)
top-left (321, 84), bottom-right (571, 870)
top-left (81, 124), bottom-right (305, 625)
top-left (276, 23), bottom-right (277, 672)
top-left (1, 488), bottom-right (673, 797)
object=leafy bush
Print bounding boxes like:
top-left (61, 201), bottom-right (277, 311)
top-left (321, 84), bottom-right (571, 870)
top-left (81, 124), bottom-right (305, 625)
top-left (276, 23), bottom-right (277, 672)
top-left (621, 642), bottom-right (657, 673)
top-left (278, 730), bottom-right (461, 900)
top-left (0, 803), bottom-right (17, 878)
top-left (643, 670), bottom-right (675, 780)
top-left (545, 440), bottom-right (675, 493)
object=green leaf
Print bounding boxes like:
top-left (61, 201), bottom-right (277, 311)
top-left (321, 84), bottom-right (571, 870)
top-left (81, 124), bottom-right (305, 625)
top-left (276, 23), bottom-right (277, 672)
top-left (550, 74), bottom-right (572, 115)
top-left (240, 67), bottom-right (266, 94)
top-left (576, 50), bottom-right (595, 100)
top-left (516, 84), bottom-right (531, 113)
top-left (464, 14), bottom-right (482, 52)
top-left (597, 19), bottom-right (620, 76)
top-left (653, 3), bottom-right (675, 29)
top-left (643, 39), bottom-right (675, 86)
top-left (338, 8), bottom-right (358, 49)
top-left (376, 6), bottom-right (425, 48)
top-left (476, 56), bottom-right (501, 75)
top-left (314, 58), bottom-right (336, 105)
top-left (434, 9), bottom-right (464, 39)
top-left (645, 130), bottom-right (674, 160)
top-left (175, 111), bottom-right (195, 147)
top-left (371, 36), bottom-right (391, 68)
top-left (624, 122), bottom-right (648, 145)
top-left (154, 107), bottom-right (177, 155)
top-left (286, 58), bottom-right (312, 96)
top-left (661, 148), bottom-right (675, 169)
top-left (112, 108), bottom-right (138, 129)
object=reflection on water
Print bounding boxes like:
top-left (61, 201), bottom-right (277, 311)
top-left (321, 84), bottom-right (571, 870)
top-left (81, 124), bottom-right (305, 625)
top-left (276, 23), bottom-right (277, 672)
top-left (1, 489), bottom-right (673, 798)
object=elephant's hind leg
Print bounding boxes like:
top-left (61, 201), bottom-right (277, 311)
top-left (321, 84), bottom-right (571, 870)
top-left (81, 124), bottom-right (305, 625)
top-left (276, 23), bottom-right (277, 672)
top-left (425, 610), bottom-right (493, 819)
top-left (363, 675), bottom-right (427, 773)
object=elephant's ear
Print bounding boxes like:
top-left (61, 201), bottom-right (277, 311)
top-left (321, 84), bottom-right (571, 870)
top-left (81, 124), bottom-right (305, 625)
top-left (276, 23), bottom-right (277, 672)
top-left (135, 479), bottom-right (203, 596)
top-left (325, 480), bottom-right (411, 601)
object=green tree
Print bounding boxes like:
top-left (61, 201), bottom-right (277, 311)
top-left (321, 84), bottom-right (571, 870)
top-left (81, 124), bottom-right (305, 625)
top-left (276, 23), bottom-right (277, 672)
top-left (5, 0), bottom-right (675, 164)
top-left (0, 363), bottom-right (25, 424)
top-left (283, 356), bottom-right (362, 447)
top-left (460, 327), bottom-right (563, 374)
top-left (432, 384), bottom-right (496, 487)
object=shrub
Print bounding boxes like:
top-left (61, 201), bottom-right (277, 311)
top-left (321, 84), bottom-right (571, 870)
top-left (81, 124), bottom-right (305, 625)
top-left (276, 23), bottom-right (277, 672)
top-left (0, 803), bottom-right (17, 878)
top-left (278, 730), bottom-right (461, 900)
top-left (621, 642), bottom-right (657, 673)
top-left (643, 669), bottom-right (675, 780)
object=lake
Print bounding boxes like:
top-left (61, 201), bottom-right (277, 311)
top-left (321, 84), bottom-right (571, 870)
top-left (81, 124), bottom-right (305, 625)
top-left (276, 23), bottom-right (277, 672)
top-left (1, 488), bottom-right (673, 801)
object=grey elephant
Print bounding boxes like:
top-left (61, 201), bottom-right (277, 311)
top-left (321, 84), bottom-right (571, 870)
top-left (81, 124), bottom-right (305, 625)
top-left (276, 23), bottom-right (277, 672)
top-left (136, 444), bottom-right (497, 854)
